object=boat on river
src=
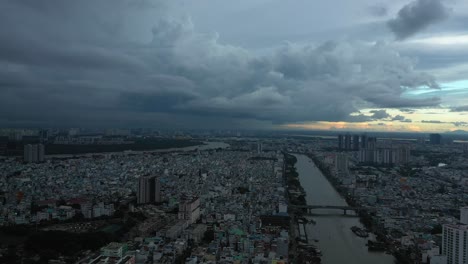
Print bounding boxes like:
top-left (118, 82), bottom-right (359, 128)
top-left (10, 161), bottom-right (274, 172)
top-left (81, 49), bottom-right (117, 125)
top-left (367, 240), bottom-right (386, 251)
top-left (350, 226), bottom-right (369, 238)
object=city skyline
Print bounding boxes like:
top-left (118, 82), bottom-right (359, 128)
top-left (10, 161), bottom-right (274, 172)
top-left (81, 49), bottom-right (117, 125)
top-left (1, 0), bottom-right (468, 132)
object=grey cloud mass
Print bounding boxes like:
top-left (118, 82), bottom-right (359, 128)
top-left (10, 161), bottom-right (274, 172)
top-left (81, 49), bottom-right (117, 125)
top-left (391, 115), bottom-right (412, 122)
top-left (388, 0), bottom-right (450, 40)
top-left (451, 105), bottom-right (468, 112)
top-left (421, 120), bottom-right (445, 123)
top-left (0, 0), bottom-right (443, 128)
top-left (370, 110), bottom-right (391, 119)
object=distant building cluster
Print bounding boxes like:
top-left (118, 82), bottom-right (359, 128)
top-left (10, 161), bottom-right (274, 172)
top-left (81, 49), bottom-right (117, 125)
top-left (53, 135), bottom-right (133, 145)
top-left (337, 134), bottom-right (410, 166)
top-left (358, 146), bottom-right (410, 166)
top-left (23, 144), bottom-right (45, 163)
top-left (338, 134), bottom-right (376, 151)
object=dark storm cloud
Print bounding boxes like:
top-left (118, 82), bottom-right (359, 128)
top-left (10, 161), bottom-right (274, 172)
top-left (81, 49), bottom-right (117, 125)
top-left (370, 110), bottom-right (391, 119)
top-left (388, 0), bottom-right (450, 40)
top-left (347, 110), bottom-right (412, 123)
top-left (0, 0), bottom-right (442, 128)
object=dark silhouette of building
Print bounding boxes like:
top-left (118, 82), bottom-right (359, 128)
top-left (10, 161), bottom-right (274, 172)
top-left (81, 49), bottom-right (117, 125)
top-left (344, 134), bottom-right (352, 150)
top-left (353, 135), bottom-right (360, 150)
top-left (367, 137), bottom-right (377, 150)
top-left (429, 134), bottom-right (442, 145)
top-left (137, 176), bottom-right (161, 204)
top-left (338, 134), bottom-right (344, 150)
top-left (360, 135), bottom-right (368, 149)
top-left (23, 144), bottom-right (45, 163)
top-left (0, 136), bottom-right (7, 156)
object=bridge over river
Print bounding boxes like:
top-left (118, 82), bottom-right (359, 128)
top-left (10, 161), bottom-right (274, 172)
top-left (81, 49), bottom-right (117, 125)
top-left (290, 204), bottom-right (375, 215)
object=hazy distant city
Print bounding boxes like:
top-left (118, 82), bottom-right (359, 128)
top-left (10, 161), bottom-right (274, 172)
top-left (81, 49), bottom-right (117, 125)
top-left (0, 128), bottom-right (467, 264)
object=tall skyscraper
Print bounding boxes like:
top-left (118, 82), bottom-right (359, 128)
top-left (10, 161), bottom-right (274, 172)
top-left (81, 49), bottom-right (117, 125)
top-left (338, 135), bottom-right (344, 150)
top-left (335, 153), bottom-right (348, 175)
top-left (39, 129), bottom-right (49, 143)
top-left (442, 224), bottom-right (468, 264)
top-left (155, 177), bottom-right (161, 203)
top-left (353, 135), bottom-right (360, 151)
top-left (395, 146), bottom-right (410, 164)
top-left (38, 144), bottom-right (45, 162)
top-left (137, 176), bottom-right (161, 204)
top-left (442, 208), bottom-right (468, 264)
top-left (367, 137), bottom-right (377, 150)
top-left (0, 136), bottom-right (8, 156)
top-left (430, 134), bottom-right (442, 145)
top-left (344, 134), bottom-right (352, 150)
top-left (382, 149), bottom-right (395, 165)
top-left (23, 144), bottom-right (45, 163)
top-left (360, 135), bottom-right (368, 149)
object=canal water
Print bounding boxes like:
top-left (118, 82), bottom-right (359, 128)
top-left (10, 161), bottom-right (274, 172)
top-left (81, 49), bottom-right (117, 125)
top-left (294, 154), bottom-right (395, 264)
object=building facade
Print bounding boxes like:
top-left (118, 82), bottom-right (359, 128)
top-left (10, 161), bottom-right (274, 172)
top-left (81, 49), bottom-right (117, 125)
top-left (137, 176), bottom-right (161, 204)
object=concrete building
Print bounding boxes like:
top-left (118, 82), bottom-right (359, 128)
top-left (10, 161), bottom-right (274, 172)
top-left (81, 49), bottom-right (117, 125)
top-left (442, 224), bottom-right (468, 264)
top-left (430, 134), bottom-right (442, 145)
top-left (344, 134), bottom-right (352, 150)
top-left (23, 144), bottom-right (45, 163)
top-left (353, 135), bottom-right (360, 151)
top-left (178, 196), bottom-right (200, 224)
top-left (101, 242), bottom-right (128, 258)
top-left (137, 176), bottom-right (161, 204)
top-left (360, 135), bottom-right (368, 149)
top-left (338, 135), bottom-right (344, 150)
top-left (367, 137), bottom-right (377, 150)
top-left (335, 153), bottom-right (348, 175)
top-left (395, 146), bottom-right (410, 164)
top-left (430, 255), bottom-right (448, 264)
top-left (460, 207), bottom-right (468, 225)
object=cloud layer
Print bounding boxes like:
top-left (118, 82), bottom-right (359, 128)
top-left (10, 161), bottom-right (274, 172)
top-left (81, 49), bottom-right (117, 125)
top-left (388, 0), bottom-right (450, 40)
top-left (0, 0), bottom-right (443, 128)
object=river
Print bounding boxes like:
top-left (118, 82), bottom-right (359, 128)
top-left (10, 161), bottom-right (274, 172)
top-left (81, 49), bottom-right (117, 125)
top-left (294, 154), bottom-right (395, 264)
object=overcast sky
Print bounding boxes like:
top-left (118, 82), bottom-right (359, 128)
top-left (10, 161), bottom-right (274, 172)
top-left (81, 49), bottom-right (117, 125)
top-left (1, 0), bottom-right (467, 132)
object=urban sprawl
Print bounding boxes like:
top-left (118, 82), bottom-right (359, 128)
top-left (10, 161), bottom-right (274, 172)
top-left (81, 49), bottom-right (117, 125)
top-left (0, 129), bottom-right (468, 264)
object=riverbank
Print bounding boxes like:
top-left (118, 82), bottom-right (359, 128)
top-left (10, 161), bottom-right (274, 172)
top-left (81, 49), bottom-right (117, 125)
top-left (284, 153), bottom-right (322, 264)
top-left (305, 153), bottom-right (417, 264)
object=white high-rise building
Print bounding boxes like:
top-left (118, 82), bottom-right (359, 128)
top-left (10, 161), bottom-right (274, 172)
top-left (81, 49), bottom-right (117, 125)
top-left (442, 208), bottom-right (468, 264)
top-left (442, 224), bottom-right (468, 264)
